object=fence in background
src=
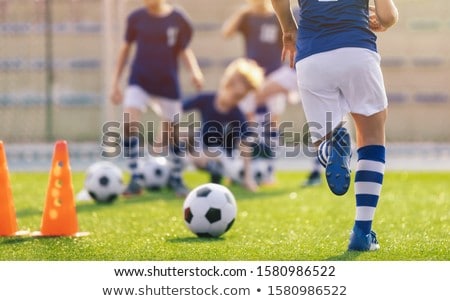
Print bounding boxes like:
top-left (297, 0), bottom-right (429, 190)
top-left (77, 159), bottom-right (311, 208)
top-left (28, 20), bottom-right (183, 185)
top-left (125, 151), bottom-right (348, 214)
top-left (1, 0), bottom-right (449, 143)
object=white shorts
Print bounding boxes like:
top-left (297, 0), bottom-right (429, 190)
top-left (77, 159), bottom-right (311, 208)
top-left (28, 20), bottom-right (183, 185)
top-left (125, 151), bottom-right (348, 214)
top-left (239, 93), bottom-right (287, 116)
top-left (268, 64), bottom-right (298, 91)
top-left (296, 47), bottom-right (388, 143)
top-left (238, 65), bottom-right (296, 116)
top-left (123, 85), bottom-right (181, 121)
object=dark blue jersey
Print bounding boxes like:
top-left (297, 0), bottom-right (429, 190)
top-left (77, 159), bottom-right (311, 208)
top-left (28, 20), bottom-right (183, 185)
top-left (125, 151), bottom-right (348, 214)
top-left (238, 12), bottom-right (283, 74)
top-left (125, 7), bottom-right (193, 99)
top-left (295, 0), bottom-right (377, 62)
top-left (182, 92), bottom-right (249, 152)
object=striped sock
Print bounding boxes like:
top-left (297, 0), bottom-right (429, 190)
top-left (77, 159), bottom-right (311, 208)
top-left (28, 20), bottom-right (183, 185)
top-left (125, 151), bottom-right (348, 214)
top-left (168, 144), bottom-right (185, 182)
top-left (354, 145), bottom-right (386, 235)
top-left (124, 136), bottom-right (141, 181)
top-left (317, 140), bottom-right (330, 168)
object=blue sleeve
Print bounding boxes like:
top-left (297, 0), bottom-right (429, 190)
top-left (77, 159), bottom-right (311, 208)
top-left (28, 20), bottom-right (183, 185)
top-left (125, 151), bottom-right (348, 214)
top-left (125, 13), bottom-right (137, 43)
top-left (182, 94), bottom-right (205, 112)
top-left (176, 11), bottom-right (193, 52)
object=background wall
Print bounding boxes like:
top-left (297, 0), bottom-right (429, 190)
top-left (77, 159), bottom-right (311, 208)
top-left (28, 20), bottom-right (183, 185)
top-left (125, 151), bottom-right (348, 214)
top-left (0, 0), bottom-right (449, 142)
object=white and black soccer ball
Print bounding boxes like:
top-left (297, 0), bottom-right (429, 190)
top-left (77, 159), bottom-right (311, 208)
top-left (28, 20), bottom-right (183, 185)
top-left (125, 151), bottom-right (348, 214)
top-left (85, 161), bottom-right (118, 177)
top-left (183, 183), bottom-right (237, 238)
top-left (251, 159), bottom-right (273, 185)
top-left (84, 161), bottom-right (124, 204)
top-left (139, 157), bottom-right (171, 191)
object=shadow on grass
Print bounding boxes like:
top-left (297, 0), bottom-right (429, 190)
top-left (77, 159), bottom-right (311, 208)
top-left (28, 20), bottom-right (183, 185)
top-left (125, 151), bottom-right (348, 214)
top-left (167, 236), bottom-right (225, 244)
top-left (0, 236), bottom-right (34, 245)
top-left (325, 251), bottom-right (363, 261)
top-left (16, 208), bottom-right (42, 218)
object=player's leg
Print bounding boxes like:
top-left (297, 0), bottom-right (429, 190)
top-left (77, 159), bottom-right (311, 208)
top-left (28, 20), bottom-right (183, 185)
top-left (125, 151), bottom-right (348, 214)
top-left (341, 48), bottom-right (388, 251)
top-left (122, 86), bottom-right (148, 196)
top-left (152, 98), bottom-right (189, 197)
top-left (189, 147), bottom-right (224, 184)
top-left (255, 67), bottom-right (294, 185)
top-left (258, 109), bottom-right (280, 185)
top-left (348, 110), bottom-right (386, 251)
top-left (296, 54), bottom-right (349, 196)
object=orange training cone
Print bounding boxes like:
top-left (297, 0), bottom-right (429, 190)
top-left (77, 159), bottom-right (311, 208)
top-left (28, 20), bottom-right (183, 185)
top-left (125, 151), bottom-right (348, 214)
top-left (33, 140), bottom-right (88, 237)
top-left (0, 141), bottom-right (29, 237)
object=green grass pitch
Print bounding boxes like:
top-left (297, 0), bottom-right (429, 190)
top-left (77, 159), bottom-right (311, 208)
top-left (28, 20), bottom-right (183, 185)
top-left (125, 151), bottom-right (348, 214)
top-left (1, 171), bottom-right (449, 261)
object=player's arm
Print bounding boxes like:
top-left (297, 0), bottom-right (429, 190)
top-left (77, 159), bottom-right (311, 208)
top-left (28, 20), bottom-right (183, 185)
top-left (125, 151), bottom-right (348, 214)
top-left (270, 0), bottom-right (297, 68)
top-left (180, 47), bottom-right (204, 91)
top-left (373, 0), bottom-right (398, 29)
top-left (221, 5), bottom-right (248, 38)
top-left (110, 42), bottom-right (132, 105)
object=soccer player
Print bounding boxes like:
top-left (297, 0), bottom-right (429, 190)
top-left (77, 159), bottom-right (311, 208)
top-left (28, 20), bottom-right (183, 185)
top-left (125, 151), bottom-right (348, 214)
top-left (222, 0), bottom-right (298, 184)
top-left (222, 1), bottom-right (324, 186)
top-left (271, 0), bottom-right (398, 251)
top-left (110, 0), bottom-right (204, 197)
top-left (182, 58), bottom-right (265, 192)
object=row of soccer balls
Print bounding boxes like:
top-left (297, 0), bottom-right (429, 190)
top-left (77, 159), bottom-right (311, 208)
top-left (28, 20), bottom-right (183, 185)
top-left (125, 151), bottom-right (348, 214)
top-left (84, 156), bottom-right (274, 204)
top-left (84, 160), bottom-right (241, 238)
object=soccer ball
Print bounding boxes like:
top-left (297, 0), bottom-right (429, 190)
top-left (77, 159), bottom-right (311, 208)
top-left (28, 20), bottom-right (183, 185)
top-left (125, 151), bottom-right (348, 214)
top-left (251, 159), bottom-right (272, 185)
top-left (84, 161), bottom-right (124, 204)
top-left (183, 183), bottom-right (237, 237)
top-left (85, 160), bottom-right (118, 177)
top-left (139, 157), bottom-right (171, 191)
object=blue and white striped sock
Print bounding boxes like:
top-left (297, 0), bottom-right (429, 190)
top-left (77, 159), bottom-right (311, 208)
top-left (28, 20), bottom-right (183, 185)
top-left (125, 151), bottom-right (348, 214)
top-left (124, 136), bottom-right (141, 181)
top-left (354, 145), bottom-right (386, 235)
top-left (317, 140), bottom-right (330, 168)
top-left (168, 144), bottom-right (185, 181)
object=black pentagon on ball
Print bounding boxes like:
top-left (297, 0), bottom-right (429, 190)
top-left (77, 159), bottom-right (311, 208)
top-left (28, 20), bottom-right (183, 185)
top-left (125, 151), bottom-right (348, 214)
top-left (99, 175), bottom-right (109, 186)
top-left (88, 191), bottom-right (117, 205)
top-left (155, 168), bottom-right (163, 177)
top-left (196, 232), bottom-right (214, 238)
top-left (196, 187), bottom-right (212, 197)
top-left (205, 207), bottom-right (221, 223)
top-left (184, 207), bottom-right (193, 223)
top-left (225, 218), bottom-right (235, 232)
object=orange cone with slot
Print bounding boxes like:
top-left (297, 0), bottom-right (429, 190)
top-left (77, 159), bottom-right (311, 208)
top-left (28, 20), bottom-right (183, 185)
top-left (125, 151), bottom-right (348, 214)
top-left (33, 140), bottom-right (88, 237)
top-left (0, 141), bottom-right (24, 236)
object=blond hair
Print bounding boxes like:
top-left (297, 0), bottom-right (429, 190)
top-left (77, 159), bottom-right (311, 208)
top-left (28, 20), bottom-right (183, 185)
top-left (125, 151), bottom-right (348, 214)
top-left (223, 58), bottom-right (265, 90)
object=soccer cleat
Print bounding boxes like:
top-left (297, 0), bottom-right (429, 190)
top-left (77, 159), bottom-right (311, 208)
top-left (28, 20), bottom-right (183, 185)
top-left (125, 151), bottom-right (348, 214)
top-left (325, 127), bottom-right (351, 195)
top-left (301, 170), bottom-right (322, 187)
top-left (122, 179), bottom-right (142, 197)
top-left (168, 175), bottom-right (189, 198)
top-left (348, 229), bottom-right (380, 251)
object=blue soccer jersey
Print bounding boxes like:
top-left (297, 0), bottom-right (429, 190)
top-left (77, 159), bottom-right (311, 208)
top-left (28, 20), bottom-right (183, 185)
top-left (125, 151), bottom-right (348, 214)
top-left (296, 0), bottom-right (377, 62)
top-left (125, 8), bottom-right (193, 99)
top-left (238, 12), bottom-right (283, 74)
top-left (182, 93), bottom-right (249, 153)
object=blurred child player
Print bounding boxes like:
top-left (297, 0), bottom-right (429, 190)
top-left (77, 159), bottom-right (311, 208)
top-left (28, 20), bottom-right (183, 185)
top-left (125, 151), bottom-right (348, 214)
top-left (110, 0), bottom-right (204, 197)
top-left (182, 58), bottom-right (265, 192)
top-left (222, 0), bottom-right (302, 185)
